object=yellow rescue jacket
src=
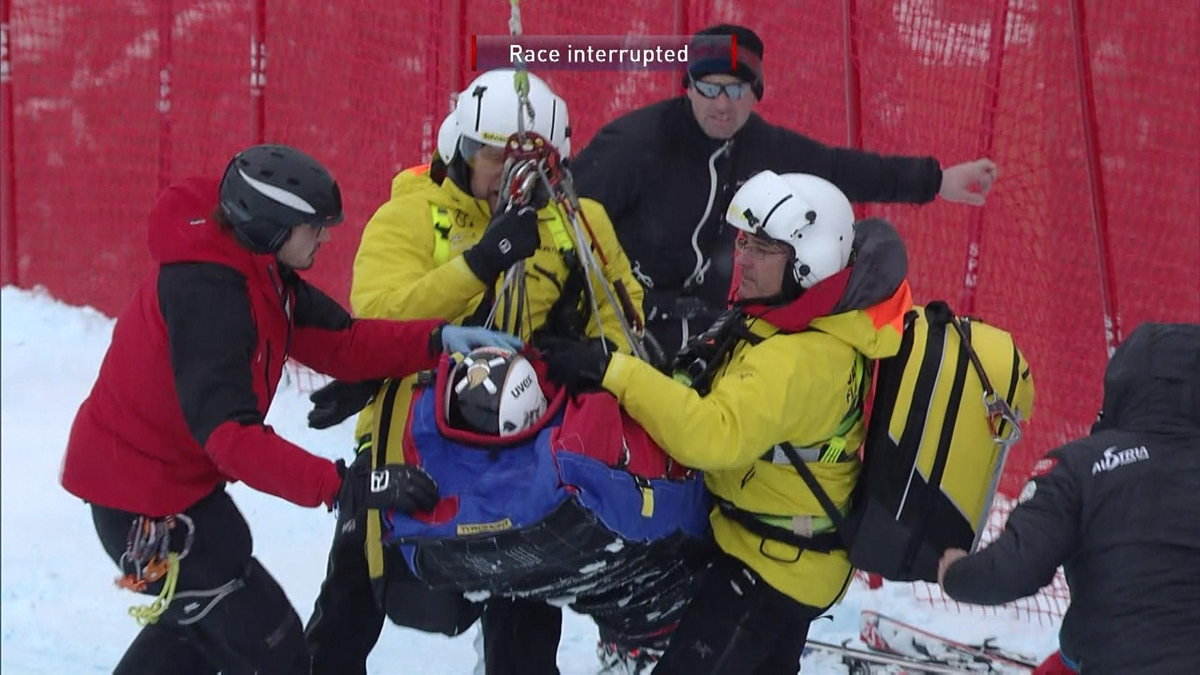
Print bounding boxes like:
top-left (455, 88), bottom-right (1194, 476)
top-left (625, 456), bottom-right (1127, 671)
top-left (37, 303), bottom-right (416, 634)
top-left (349, 167), bottom-right (643, 577)
top-left (351, 166), bottom-right (641, 436)
top-left (353, 167), bottom-right (639, 337)
top-left (602, 282), bottom-right (911, 608)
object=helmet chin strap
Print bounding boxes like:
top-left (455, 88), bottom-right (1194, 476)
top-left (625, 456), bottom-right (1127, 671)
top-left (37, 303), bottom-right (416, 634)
top-left (445, 151), bottom-right (474, 195)
top-left (781, 257), bottom-right (805, 300)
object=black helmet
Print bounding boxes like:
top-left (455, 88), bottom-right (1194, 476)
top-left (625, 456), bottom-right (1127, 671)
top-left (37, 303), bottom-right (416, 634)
top-left (218, 144), bottom-right (344, 254)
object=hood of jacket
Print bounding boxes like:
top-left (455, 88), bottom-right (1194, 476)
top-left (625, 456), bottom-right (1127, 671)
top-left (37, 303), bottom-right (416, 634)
top-left (743, 217), bottom-right (911, 359)
top-left (391, 165), bottom-right (429, 197)
top-left (1094, 322), bottom-right (1200, 435)
top-left (146, 177), bottom-right (263, 276)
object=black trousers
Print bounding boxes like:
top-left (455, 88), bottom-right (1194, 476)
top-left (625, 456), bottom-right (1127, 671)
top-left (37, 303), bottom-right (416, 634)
top-left (304, 449), bottom-right (385, 675)
top-left (654, 550), bottom-right (826, 675)
top-left (478, 597), bottom-right (562, 675)
top-left (305, 450), bottom-right (563, 675)
top-left (92, 486), bottom-right (307, 675)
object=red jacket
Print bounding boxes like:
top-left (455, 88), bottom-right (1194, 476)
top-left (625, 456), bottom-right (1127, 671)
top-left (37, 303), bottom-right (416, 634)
top-left (61, 178), bottom-right (442, 516)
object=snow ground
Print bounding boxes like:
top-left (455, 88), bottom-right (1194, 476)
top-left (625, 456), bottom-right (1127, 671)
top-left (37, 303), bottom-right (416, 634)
top-left (0, 286), bottom-right (1061, 673)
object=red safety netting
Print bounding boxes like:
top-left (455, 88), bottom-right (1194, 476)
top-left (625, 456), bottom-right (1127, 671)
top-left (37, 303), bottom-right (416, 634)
top-left (4, 0), bottom-right (1198, 625)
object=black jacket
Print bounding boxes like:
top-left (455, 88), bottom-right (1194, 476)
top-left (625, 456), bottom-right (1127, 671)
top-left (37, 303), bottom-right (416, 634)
top-left (943, 322), bottom-right (1200, 674)
top-left (572, 97), bottom-right (941, 355)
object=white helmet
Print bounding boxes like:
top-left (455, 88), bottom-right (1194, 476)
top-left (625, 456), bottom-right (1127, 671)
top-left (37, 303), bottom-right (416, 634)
top-left (436, 111), bottom-right (458, 165)
top-left (451, 69), bottom-right (571, 157)
top-left (725, 171), bottom-right (855, 289)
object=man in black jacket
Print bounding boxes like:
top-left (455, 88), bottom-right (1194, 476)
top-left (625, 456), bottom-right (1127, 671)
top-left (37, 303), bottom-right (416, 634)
top-left (572, 24), bottom-right (998, 361)
top-left (938, 322), bottom-right (1200, 674)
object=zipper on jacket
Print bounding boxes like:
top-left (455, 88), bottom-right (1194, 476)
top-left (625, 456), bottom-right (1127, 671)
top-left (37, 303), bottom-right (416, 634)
top-left (266, 263), bottom-right (294, 360)
top-left (261, 263), bottom-right (293, 406)
top-left (263, 341), bottom-right (276, 402)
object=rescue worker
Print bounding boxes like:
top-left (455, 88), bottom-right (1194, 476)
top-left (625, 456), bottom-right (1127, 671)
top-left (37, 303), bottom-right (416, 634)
top-left (60, 144), bottom-right (520, 674)
top-left (544, 172), bottom-right (914, 674)
top-left (304, 69), bottom-right (648, 675)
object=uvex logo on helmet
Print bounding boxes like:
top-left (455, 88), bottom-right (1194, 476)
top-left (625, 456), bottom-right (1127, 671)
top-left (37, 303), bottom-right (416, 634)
top-left (219, 144), bottom-right (345, 254)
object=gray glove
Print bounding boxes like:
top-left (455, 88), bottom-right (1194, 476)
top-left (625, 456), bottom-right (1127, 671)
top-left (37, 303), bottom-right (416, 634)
top-left (438, 324), bottom-right (524, 355)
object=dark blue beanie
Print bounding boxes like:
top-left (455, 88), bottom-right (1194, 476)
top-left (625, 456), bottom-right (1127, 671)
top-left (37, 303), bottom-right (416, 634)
top-left (685, 24), bottom-right (765, 100)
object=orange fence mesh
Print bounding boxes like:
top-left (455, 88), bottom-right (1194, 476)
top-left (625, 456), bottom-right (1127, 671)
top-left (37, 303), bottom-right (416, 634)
top-left (4, 0), bottom-right (1198, 624)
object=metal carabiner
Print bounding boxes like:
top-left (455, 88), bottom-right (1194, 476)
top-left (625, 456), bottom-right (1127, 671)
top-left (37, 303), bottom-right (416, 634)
top-left (982, 391), bottom-right (1022, 449)
top-left (173, 513), bottom-right (196, 562)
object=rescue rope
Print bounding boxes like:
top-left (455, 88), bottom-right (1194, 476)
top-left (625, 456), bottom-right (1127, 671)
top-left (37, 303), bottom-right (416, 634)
top-left (491, 0), bottom-right (534, 335)
top-left (487, 0), bottom-right (655, 363)
top-left (127, 552), bottom-right (181, 626)
top-left (508, 0), bottom-right (533, 135)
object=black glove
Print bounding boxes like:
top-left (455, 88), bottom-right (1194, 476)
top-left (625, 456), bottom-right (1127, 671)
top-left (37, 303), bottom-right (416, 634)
top-left (462, 205), bottom-right (539, 284)
top-left (540, 337), bottom-right (613, 394)
top-left (336, 459), bottom-right (440, 516)
top-left (308, 379), bottom-right (383, 430)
